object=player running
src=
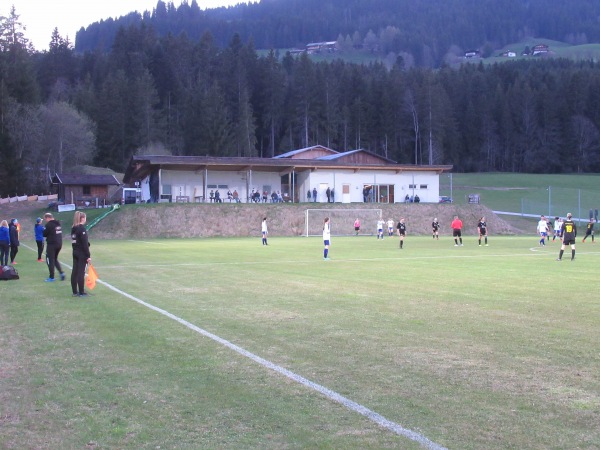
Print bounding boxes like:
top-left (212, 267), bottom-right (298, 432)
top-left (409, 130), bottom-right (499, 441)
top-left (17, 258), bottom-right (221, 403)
top-left (582, 218), bottom-right (595, 243)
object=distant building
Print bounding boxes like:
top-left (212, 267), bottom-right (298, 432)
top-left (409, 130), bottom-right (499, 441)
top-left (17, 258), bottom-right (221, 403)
top-left (306, 41), bottom-right (338, 54)
top-left (499, 50), bottom-right (516, 58)
top-left (532, 44), bottom-right (549, 56)
top-left (464, 50), bottom-right (481, 58)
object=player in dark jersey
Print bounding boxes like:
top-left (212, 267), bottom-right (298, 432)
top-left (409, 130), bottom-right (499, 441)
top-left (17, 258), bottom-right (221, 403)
top-left (477, 217), bottom-right (488, 246)
top-left (431, 218), bottom-right (439, 239)
top-left (557, 213), bottom-right (577, 261)
top-left (396, 218), bottom-right (406, 249)
top-left (582, 218), bottom-right (595, 243)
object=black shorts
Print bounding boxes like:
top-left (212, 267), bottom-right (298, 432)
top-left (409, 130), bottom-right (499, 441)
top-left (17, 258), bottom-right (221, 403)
top-left (479, 229), bottom-right (487, 236)
top-left (453, 229), bottom-right (462, 237)
top-left (563, 238), bottom-right (576, 245)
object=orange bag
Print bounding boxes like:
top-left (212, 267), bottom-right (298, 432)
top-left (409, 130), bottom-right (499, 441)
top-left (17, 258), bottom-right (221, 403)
top-left (85, 263), bottom-right (98, 290)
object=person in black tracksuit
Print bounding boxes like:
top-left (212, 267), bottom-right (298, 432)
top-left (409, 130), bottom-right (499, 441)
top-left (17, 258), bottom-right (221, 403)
top-left (8, 219), bottom-right (19, 264)
top-left (43, 212), bottom-right (65, 281)
top-left (71, 211), bottom-right (91, 297)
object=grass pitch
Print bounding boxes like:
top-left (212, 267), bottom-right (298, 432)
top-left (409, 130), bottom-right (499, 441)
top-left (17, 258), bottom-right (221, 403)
top-left (2, 234), bottom-right (599, 449)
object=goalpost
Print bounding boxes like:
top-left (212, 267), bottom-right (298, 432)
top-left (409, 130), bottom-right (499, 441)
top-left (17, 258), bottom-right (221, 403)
top-left (305, 208), bottom-right (383, 237)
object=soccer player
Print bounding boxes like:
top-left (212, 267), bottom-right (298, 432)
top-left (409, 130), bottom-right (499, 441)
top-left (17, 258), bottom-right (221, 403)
top-left (451, 215), bottom-right (463, 246)
top-left (261, 217), bottom-right (268, 245)
top-left (323, 217), bottom-right (331, 260)
top-left (377, 218), bottom-right (385, 239)
top-left (537, 215), bottom-right (549, 246)
top-left (387, 218), bottom-right (395, 237)
top-left (432, 218), bottom-right (440, 239)
top-left (478, 216), bottom-right (488, 246)
top-left (354, 218), bottom-right (361, 236)
top-left (557, 213), bottom-right (577, 261)
top-left (396, 218), bottom-right (406, 249)
top-left (552, 217), bottom-right (563, 242)
top-left (582, 218), bottom-right (595, 243)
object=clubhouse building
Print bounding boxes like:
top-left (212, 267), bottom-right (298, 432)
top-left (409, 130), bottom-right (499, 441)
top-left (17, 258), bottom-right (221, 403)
top-left (122, 146), bottom-right (452, 204)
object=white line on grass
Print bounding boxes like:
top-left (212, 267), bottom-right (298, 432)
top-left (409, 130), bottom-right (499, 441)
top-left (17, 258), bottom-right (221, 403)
top-left (22, 242), bottom-right (447, 449)
top-left (126, 240), bottom-right (169, 245)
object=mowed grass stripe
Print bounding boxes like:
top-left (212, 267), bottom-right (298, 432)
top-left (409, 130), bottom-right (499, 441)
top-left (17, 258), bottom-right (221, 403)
top-left (2, 235), bottom-right (599, 449)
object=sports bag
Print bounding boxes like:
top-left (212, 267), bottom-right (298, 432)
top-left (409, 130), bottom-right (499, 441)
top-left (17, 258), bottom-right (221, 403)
top-left (0, 265), bottom-right (19, 280)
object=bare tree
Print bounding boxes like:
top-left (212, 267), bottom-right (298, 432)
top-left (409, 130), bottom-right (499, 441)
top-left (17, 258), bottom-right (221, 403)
top-left (39, 102), bottom-right (96, 175)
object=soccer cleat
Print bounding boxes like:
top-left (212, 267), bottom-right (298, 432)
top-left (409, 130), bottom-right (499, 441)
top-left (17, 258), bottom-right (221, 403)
top-left (37, 258), bottom-right (43, 262)
top-left (60, 273), bottom-right (65, 281)
top-left (485, 244), bottom-right (489, 246)
top-left (45, 278), bottom-right (55, 282)
top-left (72, 293), bottom-right (79, 297)
top-left (79, 293), bottom-right (90, 297)
top-left (454, 244), bottom-right (458, 246)
top-left (323, 257), bottom-right (330, 260)
top-left (556, 258), bottom-right (562, 261)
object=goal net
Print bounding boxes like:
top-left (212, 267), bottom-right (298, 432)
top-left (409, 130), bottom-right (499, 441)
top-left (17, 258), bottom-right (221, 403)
top-left (305, 208), bottom-right (383, 237)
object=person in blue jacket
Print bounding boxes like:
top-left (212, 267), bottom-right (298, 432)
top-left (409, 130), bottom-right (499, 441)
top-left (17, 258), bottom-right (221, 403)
top-left (0, 219), bottom-right (10, 266)
top-left (34, 217), bottom-right (45, 261)
top-left (8, 218), bottom-right (19, 265)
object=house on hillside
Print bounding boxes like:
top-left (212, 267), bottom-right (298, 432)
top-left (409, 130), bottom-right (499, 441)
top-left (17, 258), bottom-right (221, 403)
top-left (532, 44), bottom-right (549, 56)
top-left (306, 41), bottom-right (338, 54)
top-left (51, 173), bottom-right (121, 207)
top-left (123, 146), bottom-right (452, 204)
top-left (464, 50), bottom-right (481, 58)
top-left (499, 50), bottom-right (516, 58)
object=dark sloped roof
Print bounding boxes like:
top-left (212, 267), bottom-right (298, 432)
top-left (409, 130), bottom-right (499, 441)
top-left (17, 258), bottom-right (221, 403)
top-left (51, 173), bottom-right (121, 186)
top-left (123, 154), bottom-right (452, 183)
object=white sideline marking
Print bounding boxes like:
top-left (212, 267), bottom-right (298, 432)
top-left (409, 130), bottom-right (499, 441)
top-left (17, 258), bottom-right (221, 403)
top-left (101, 280), bottom-right (447, 450)
top-left (127, 240), bottom-right (169, 245)
top-left (22, 243), bottom-right (447, 449)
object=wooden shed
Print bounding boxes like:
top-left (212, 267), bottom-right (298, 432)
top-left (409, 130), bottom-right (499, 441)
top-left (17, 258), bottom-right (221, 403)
top-left (51, 173), bottom-right (121, 208)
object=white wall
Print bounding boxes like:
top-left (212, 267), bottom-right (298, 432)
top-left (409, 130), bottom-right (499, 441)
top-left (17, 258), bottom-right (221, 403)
top-left (148, 167), bottom-right (442, 203)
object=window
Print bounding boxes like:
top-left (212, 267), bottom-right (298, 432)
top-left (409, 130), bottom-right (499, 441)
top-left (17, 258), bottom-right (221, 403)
top-left (420, 184), bottom-right (428, 189)
top-left (408, 184), bottom-right (416, 189)
top-left (82, 185), bottom-right (91, 195)
top-left (163, 184), bottom-right (172, 195)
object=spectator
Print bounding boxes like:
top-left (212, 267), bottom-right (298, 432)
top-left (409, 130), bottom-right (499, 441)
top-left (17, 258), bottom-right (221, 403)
top-left (326, 187), bottom-right (331, 203)
top-left (232, 190), bottom-right (240, 203)
top-left (0, 220), bottom-right (10, 266)
top-left (8, 219), bottom-right (19, 264)
top-left (312, 187), bottom-right (317, 202)
top-left (35, 217), bottom-right (45, 261)
top-left (307, 189), bottom-right (311, 202)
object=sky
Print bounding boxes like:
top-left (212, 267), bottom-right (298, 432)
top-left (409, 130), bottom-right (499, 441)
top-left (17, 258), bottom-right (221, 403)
top-left (5, 0), bottom-right (247, 51)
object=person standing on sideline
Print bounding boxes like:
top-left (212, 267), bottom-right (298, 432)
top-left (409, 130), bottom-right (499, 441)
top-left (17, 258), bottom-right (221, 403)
top-left (43, 212), bottom-right (65, 282)
top-left (261, 217), bottom-right (268, 245)
top-left (478, 217), bottom-right (488, 246)
top-left (432, 218), bottom-right (440, 239)
top-left (451, 215), bottom-right (463, 246)
top-left (552, 216), bottom-right (563, 242)
top-left (326, 186), bottom-right (331, 203)
top-left (582, 218), bottom-right (595, 243)
top-left (34, 217), bottom-right (45, 261)
top-left (557, 213), bottom-right (577, 261)
top-left (537, 215), bottom-right (549, 246)
top-left (312, 187), bottom-right (317, 202)
top-left (8, 219), bottom-right (19, 264)
top-left (377, 217), bottom-right (385, 239)
top-left (323, 217), bottom-right (331, 260)
top-left (354, 218), bottom-right (361, 235)
top-left (0, 220), bottom-right (10, 266)
top-left (307, 189), bottom-right (311, 202)
top-left (396, 218), bottom-right (407, 249)
top-left (71, 211), bottom-right (91, 297)
top-left (386, 218), bottom-right (395, 237)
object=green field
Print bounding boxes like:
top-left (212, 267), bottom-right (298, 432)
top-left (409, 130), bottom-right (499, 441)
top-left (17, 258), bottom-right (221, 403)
top-left (2, 234), bottom-right (599, 449)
